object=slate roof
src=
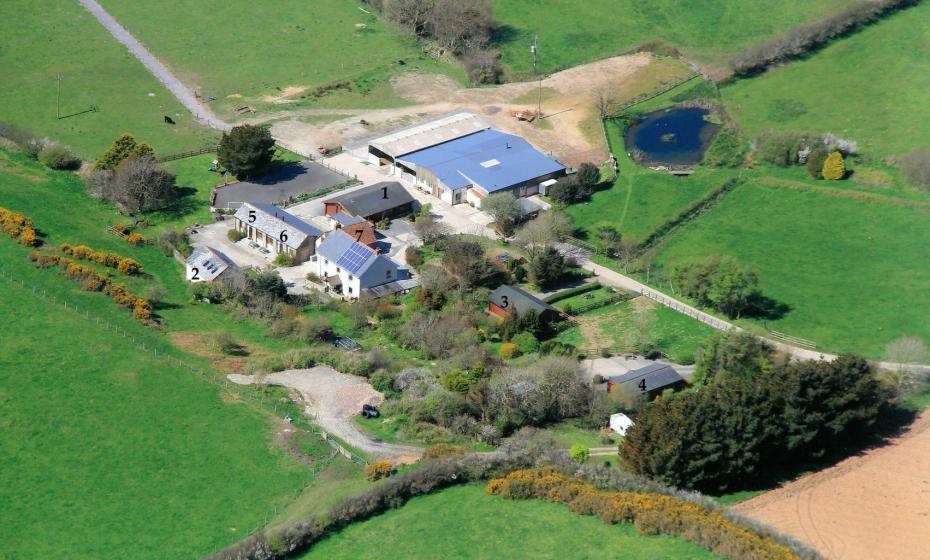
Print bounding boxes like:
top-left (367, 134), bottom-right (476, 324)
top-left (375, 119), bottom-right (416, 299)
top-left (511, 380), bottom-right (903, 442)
top-left (185, 246), bottom-right (235, 281)
top-left (488, 285), bottom-right (558, 317)
top-left (234, 202), bottom-right (322, 250)
top-left (608, 364), bottom-right (685, 392)
top-left (324, 182), bottom-right (415, 219)
top-left (316, 230), bottom-right (409, 289)
top-left (397, 129), bottom-right (565, 194)
top-left (332, 212), bottom-right (367, 227)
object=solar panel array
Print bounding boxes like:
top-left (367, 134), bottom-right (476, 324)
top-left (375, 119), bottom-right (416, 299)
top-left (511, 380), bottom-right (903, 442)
top-left (336, 242), bottom-right (372, 274)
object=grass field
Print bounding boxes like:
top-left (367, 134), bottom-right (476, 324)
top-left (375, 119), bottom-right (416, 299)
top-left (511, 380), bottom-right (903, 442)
top-left (567, 120), bottom-right (732, 244)
top-left (0, 247), bottom-right (310, 559)
top-left (651, 180), bottom-right (930, 356)
top-left (96, 0), bottom-right (465, 117)
top-left (303, 485), bottom-right (720, 559)
top-left (492, 0), bottom-right (855, 77)
top-left (722, 1), bottom-right (930, 157)
top-left (0, 0), bottom-right (217, 160)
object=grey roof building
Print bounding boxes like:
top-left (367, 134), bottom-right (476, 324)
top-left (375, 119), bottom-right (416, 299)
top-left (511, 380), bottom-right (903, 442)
top-left (487, 285), bottom-right (559, 321)
top-left (607, 363), bottom-right (686, 396)
top-left (185, 246), bottom-right (236, 282)
top-left (323, 182), bottom-right (415, 221)
top-left (233, 202), bottom-right (322, 264)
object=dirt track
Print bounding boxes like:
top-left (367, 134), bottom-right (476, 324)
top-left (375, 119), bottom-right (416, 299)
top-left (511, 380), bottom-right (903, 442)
top-left (736, 411), bottom-right (930, 560)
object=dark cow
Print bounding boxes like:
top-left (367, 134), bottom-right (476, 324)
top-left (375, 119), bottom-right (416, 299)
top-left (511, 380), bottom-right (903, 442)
top-left (164, 115), bottom-right (176, 125)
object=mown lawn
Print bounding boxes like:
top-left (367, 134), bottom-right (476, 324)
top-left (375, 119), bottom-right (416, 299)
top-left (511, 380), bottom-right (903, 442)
top-left (721, 1), bottom-right (930, 157)
top-left (0, 244), bottom-right (310, 560)
top-left (651, 181), bottom-right (930, 356)
top-left (303, 485), bottom-right (720, 559)
top-left (96, 0), bottom-right (466, 117)
top-left (492, 0), bottom-right (855, 77)
top-left (0, 0), bottom-right (217, 159)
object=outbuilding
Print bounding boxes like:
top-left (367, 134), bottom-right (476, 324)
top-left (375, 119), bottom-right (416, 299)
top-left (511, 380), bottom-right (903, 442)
top-left (487, 285), bottom-right (560, 323)
top-left (609, 413), bottom-right (634, 436)
top-left (323, 181), bottom-right (415, 223)
top-left (606, 363), bottom-right (686, 398)
top-left (185, 246), bottom-right (236, 283)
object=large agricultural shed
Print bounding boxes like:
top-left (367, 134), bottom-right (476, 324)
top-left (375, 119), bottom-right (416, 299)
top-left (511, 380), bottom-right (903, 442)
top-left (345, 111), bottom-right (566, 206)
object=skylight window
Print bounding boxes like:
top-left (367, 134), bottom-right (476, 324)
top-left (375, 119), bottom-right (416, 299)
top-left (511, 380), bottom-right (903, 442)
top-left (480, 159), bottom-right (500, 168)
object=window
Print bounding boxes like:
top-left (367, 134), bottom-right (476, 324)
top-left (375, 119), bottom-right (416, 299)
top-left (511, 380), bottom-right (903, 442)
top-left (348, 274), bottom-right (353, 280)
top-left (386, 270), bottom-right (392, 279)
top-left (311, 255), bottom-right (318, 262)
top-left (324, 259), bottom-right (328, 265)
top-left (348, 286), bottom-right (353, 294)
top-left (336, 267), bottom-right (341, 273)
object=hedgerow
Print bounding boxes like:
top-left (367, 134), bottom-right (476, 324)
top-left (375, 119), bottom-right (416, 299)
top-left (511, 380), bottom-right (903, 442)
top-left (487, 468), bottom-right (802, 560)
top-left (28, 252), bottom-right (152, 323)
top-left (59, 243), bottom-right (143, 275)
top-left (0, 207), bottom-right (39, 246)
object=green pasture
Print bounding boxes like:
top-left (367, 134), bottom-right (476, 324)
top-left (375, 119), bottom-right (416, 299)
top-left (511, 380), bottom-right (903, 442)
top-left (492, 0), bottom-right (855, 77)
top-left (651, 180), bottom-right (930, 356)
top-left (96, 0), bottom-right (465, 117)
top-left (0, 0), bottom-right (216, 159)
top-left (722, 1), bottom-right (930, 157)
top-left (303, 484), bottom-right (720, 559)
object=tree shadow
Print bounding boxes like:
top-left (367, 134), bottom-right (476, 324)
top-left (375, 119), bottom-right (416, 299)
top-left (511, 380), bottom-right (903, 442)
top-left (489, 24), bottom-right (520, 48)
top-left (744, 294), bottom-right (791, 320)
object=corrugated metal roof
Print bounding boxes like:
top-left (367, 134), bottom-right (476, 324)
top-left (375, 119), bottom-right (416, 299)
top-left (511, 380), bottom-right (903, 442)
top-left (488, 285), bottom-right (558, 317)
top-left (361, 278), bottom-right (420, 299)
top-left (186, 246), bottom-right (235, 281)
top-left (397, 129), bottom-right (565, 193)
top-left (234, 202), bottom-right (322, 250)
top-left (369, 111), bottom-right (491, 158)
top-left (324, 182), bottom-right (414, 219)
top-left (608, 364), bottom-right (684, 391)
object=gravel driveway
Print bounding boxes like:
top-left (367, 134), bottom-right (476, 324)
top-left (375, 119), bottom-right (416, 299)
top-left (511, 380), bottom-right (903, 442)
top-left (228, 366), bottom-right (422, 463)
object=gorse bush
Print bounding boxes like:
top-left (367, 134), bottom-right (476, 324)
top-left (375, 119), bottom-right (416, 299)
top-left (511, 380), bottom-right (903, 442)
top-left (28, 252), bottom-right (152, 323)
top-left (59, 243), bottom-right (143, 275)
top-left (365, 460), bottom-right (394, 481)
top-left (38, 144), bottom-right (80, 170)
top-left (821, 151), bottom-right (845, 180)
top-left (487, 468), bottom-right (802, 560)
top-left (0, 207), bottom-right (39, 246)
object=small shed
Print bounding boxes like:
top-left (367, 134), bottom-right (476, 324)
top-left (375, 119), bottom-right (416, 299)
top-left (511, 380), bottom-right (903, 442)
top-left (185, 246), bottom-right (236, 282)
top-left (607, 363), bottom-right (686, 398)
top-left (487, 285), bottom-right (560, 323)
top-left (609, 413), bottom-right (634, 436)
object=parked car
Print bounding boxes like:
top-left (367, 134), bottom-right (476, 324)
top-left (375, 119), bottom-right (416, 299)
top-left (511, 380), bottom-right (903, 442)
top-left (361, 404), bottom-right (380, 418)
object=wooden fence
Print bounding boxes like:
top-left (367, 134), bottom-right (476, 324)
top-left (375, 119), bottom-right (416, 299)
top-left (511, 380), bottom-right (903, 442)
top-left (157, 145), bottom-right (218, 163)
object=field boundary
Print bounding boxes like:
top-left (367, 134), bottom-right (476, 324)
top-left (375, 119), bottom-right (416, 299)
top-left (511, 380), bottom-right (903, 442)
top-left (759, 176), bottom-right (930, 211)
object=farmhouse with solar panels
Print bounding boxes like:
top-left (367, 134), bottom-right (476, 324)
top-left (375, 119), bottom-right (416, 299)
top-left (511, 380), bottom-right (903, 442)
top-left (233, 202), bottom-right (322, 264)
top-left (345, 111), bottom-right (566, 207)
top-left (314, 229), bottom-right (414, 299)
top-left (185, 246), bottom-right (236, 283)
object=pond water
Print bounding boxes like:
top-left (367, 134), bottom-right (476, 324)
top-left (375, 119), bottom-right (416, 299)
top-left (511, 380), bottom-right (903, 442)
top-left (624, 107), bottom-right (721, 166)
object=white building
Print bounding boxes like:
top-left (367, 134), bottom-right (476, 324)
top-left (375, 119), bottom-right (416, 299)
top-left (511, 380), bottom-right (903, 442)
top-left (185, 246), bottom-right (236, 283)
top-left (313, 229), bottom-right (415, 299)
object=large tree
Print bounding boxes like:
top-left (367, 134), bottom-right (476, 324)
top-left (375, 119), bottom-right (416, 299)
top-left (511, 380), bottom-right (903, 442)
top-left (481, 192), bottom-right (522, 235)
top-left (515, 211), bottom-right (572, 259)
top-left (103, 156), bottom-right (177, 213)
top-left (218, 125), bottom-right (276, 179)
top-left (441, 238), bottom-right (491, 288)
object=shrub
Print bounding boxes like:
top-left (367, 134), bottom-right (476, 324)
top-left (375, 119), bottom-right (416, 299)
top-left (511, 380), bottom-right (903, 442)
top-left (511, 332), bottom-right (539, 355)
top-left (227, 229), bottom-right (245, 242)
top-left (38, 144), bottom-right (80, 170)
top-left (143, 285), bottom-right (167, 306)
top-left (365, 460), bottom-right (394, 481)
top-left (0, 207), bottom-right (39, 246)
top-left (821, 150), bottom-right (845, 180)
top-left (60, 243), bottom-right (143, 275)
top-left (424, 443), bottom-right (468, 459)
top-left (210, 332), bottom-right (241, 355)
top-left (94, 133), bottom-right (154, 171)
top-left (274, 252), bottom-right (295, 266)
top-left (569, 444), bottom-right (590, 464)
top-left (498, 342), bottom-right (518, 359)
top-left (539, 340), bottom-right (575, 357)
top-left (369, 372), bottom-right (394, 393)
top-left (404, 245), bottom-right (423, 267)
top-left (901, 148), bottom-right (930, 190)
top-left (805, 147), bottom-right (829, 179)
top-left (703, 126), bottom-right (745, 168)
top-left (299, 316), bottom-right (333, 342)
top-left (754, 131), bottom-right (814, 167)
top-left (157, 228), bottom-right (189, 256)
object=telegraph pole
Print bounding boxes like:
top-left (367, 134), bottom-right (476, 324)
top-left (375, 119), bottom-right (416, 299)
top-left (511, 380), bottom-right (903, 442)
top-left (531, 35), bottom-right (542, 118)
top-left (56, 74), bottom-right (62, 119)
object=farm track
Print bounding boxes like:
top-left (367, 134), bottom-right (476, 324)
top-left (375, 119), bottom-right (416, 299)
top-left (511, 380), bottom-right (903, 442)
top-left (76, 0), bottom-right (230, 132)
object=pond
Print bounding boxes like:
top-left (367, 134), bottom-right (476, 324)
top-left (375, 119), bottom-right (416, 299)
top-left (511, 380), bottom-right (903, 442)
top-left (624, 107), bottom-right (721, 166)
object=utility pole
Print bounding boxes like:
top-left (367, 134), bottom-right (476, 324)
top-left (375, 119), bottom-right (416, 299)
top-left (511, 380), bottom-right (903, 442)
top-left (56, 74), bottom-right (62, 119)
top-left (531, 35), bottom-right (542, 118)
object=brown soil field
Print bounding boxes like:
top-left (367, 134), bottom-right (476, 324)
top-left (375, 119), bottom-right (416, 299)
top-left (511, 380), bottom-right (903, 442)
top-left (736, 411), bottom-right (930, 560)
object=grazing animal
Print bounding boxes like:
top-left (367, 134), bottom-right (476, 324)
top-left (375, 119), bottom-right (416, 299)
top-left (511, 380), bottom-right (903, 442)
top-left (164, 115), bottom-right (176, 125)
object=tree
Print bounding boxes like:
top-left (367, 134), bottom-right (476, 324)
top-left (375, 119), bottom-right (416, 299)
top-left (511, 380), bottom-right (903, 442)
top-left (94, 133), bottom-right (154, 171)
top-left (694, 331), bottom-right (772, 385)
top-left (425, 0), bottom-right (495, 54)
top-left (515, 211), bottom-right (572, 258)
top-left (547, 176), bottom-right (581, 205)
top-left (821, 150), bottom-right (845, 180)
top-left (901, 149), bottom-right (930, 190)
top-left (595, 225), bottom-right (622, 256)
top-left (575, 163), bottom-right (600, 195)
top-left (218, 125), bottom-right (276, 179)
top-left (673, 255), bottom-right (760, 318)
top-left (805, 146), bottom-right (828, 179)
top-left (528, 246), bottom-right (566, 290)
top-left (413, 214), bottom-right (452, 245)
top-left (593, 86), bottom-right (617, 119)
top-left (754, 131), bottom-right (809, 167)
top-left (442, 238), bottom-right (491, 287)
top-left (481, 192), bottom-right (522, 235)
top-left (382, 0), bottom-right (433, 34)
top-left (248, 268), bottom-right (287, 299)
top-left (103, 156), bottom-right (177, 213)
top-left (884, 336), bottom-right (928, 368)
top-left (570, 444), bottom-right (590, 463)
top-left (38, 144), bottom-right (80, 170)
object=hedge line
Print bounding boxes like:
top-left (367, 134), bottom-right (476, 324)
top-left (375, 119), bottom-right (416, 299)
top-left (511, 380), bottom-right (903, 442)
top-left (728, 0), bottom-right (919, 77)
top-left (544, 282), bottom-right (601, 304)
top-left (28, 252), bottom-right (152, 323)
top-left (0, 207), bottom-right (38, 247)
top-left (487, 468), bottom-right (803, 560)
top-left (59, 243), bottom-right (143, 276)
